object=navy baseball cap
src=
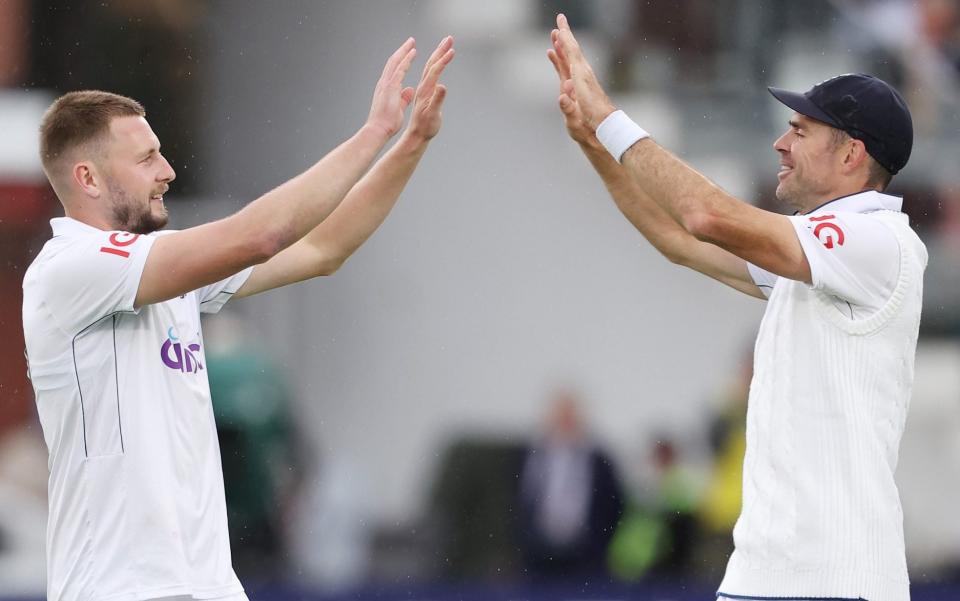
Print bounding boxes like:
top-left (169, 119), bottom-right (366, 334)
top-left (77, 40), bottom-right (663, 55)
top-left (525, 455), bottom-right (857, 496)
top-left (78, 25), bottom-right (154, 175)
top-left (768, 73), bottom-right (913, 174)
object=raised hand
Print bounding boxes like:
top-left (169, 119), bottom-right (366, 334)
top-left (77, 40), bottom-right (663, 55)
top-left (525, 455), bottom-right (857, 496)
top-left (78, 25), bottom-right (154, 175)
top-left (552, 13), bottom-right (617, 131)
top-left (406, 36), bottom-right (456, 142)
top-left (547, 29), bottom-right (593, 146)
top-left (367, 38), bottom-right (418, 139)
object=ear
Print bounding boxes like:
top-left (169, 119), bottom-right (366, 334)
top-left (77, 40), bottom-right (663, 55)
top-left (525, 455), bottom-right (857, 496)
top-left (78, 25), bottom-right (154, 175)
top-left (840, 137), bottom-right (871, 177)
top-left (72, 161), bottom-right (103, 199)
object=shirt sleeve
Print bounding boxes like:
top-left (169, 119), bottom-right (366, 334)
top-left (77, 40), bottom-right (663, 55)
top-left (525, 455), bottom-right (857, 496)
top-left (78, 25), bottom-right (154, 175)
top-left (42, 231), bottom-right (156, 336)
top-left (788, 212), bottom-right (901, 312)
top-left (747, 262), bottom-right (779, 299)
top-left (196, 267), bottom-right (254, 314)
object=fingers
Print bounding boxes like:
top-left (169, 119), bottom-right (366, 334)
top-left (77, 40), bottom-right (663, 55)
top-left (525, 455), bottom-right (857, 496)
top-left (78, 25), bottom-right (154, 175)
top-left (421, 35), bottom-right (454, 81)
top-left (554, 13), bottom-right (584, 64)
top-left (547, 48), bottom-right (562, 80)
top-left (432, 84), bottom-right (448, 110)
top-left (550, 30), bottom-right (573, 80)
top-left (417, 45), bottom-right (455, 100)
top-left (382, 37), bottom-right (416, 80)
top-left (400, 86), bottom-right (416, 109)
top-left (558, 93), bottom-right (576, 117)
top-left (392, 47), bottom-right (417, 85)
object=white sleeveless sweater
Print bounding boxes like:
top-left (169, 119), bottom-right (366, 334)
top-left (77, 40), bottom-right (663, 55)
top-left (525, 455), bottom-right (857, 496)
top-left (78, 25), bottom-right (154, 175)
top-left (719, 210), bottom-right (927, 601)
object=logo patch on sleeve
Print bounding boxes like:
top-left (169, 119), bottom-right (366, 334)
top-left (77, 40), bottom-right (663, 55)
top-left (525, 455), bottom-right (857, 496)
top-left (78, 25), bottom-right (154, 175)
top-left (99, 232), bottom-right (141, 258)
top-left (808, 214), bottom-right (845, 249)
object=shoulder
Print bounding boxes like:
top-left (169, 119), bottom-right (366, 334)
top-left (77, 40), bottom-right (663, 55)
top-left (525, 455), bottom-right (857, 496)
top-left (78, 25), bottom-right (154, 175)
top-left (790, 210), bottom-right (902, 253)
top-left (871, 210), bottom-right (927, 257)
top-left (28, 233), bottom-right (100, 281)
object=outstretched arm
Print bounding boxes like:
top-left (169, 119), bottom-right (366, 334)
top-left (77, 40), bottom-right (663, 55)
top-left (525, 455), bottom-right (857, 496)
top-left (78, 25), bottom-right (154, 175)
top-left (547, 34), bottom-right (764, 298)
top-left (552, 14), bottom-right (810, 285)
top-left (135, 38), bottom-right (421, 308)
top-left (236, 37), bottom-right (455, 297)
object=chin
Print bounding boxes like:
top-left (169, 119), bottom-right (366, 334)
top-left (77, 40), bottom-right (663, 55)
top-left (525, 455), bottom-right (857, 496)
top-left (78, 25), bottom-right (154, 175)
top-left (774, 183), bottom-right (790, 203)
top-left (775, 184), bottom-right (804, 212)
top-left (128, 212), bottom-right (168, 235)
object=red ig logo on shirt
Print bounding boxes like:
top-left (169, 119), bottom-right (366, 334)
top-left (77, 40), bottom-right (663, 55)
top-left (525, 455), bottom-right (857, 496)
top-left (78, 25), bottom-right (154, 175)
top-left (809, 214), bottom-right (845, 250)
top-left (99, 232), bottom-right (140, 258)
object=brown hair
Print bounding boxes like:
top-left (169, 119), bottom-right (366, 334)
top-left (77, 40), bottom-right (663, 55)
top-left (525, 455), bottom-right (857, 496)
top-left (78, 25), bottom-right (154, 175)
top-left (39, 90), bottom-right (145, 176)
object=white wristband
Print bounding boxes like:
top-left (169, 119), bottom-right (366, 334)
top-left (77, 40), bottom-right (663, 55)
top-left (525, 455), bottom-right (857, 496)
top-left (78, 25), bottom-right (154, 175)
top-left (596, 110), bottom-right (649, 162)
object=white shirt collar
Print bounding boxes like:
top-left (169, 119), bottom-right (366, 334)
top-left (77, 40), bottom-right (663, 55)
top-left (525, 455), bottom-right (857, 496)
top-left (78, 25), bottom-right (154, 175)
top-left (804, 190), bottom-right (903, 216)
top-left (50, 216), bottom-right (108, 237)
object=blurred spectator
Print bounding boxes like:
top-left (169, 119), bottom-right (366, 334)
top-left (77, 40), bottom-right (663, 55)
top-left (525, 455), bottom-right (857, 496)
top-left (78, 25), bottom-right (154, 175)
top-left (920, 182), bottom-right (960, 335)
top-left (29, 1), bottom-right (206, 192)
top-left (696, 347), bottom-right (752, 575)
top-left (0, 425), bottom-right (47, 596)
top-left (608, 435), bottom-right (701, 581)
top-left (841, 0), bottom-right (960, 133)
top-left (0, 0), bottom-right (29, 86)
top-left (285, 451), bottom-right (374, 592)
top-left (204, 313), bottom-right (302, 581)
top-left (649, 438), bottom-right (700, 572)
top-left (517, 387), bottom-right (624, 579)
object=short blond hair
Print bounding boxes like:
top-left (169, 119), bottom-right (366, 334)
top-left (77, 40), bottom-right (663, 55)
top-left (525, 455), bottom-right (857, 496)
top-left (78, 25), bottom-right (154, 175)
top-left (39, 90), bottom-right (145, 176)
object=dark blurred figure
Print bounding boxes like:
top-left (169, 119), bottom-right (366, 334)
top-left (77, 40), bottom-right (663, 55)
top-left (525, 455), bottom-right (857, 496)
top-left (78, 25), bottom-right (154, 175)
top-left (29, 0), bottom-right (205, 192)
top-left (204, 314), bottom-right (302, 582)
top-left (426, 437), bottom-right (526, 581)
top-left (919, 183), bottom-right (960, 336)
top-left (518, 387), bottom-right (624, 579)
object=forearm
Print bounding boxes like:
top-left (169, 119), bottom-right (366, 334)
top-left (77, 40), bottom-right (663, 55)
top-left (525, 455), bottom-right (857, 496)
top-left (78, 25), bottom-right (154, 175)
top-left (303, 131), bottom-right (429, 271)
top-left (234, 124), bottom-right (391, 256)
top-left (579, 136), bottom-right (697, 264)
top-left (581, 135), bottom-right (762, 296)
top-left (620, 138), bottom-right (741, 238)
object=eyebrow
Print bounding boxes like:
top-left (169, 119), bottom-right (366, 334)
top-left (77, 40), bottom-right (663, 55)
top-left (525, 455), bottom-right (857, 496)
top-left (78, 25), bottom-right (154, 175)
top-left (789, 119), bottom-right (803, 130)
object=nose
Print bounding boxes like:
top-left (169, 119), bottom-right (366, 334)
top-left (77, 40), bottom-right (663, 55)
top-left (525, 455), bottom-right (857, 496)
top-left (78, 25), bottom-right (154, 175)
top-left (773, 130), bottom-right (791, 155)
top-left (158, 154), bottom-right (176, 183)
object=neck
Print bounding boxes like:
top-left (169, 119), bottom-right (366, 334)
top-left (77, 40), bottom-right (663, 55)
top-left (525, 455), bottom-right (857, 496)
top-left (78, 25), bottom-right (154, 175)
top-left (63, 202), bottom-right (113, 231)
top-left (798, 184), bottom-right (877, 215)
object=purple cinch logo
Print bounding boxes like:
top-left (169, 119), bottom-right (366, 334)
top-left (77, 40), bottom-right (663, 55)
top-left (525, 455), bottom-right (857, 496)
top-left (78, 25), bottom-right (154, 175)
top-left (160, 327), bottom-right (204, 373)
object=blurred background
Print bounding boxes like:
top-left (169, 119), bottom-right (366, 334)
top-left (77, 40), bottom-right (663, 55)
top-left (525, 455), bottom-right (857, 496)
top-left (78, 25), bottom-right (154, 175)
top-left (1, 1), bottom-right (959, 599)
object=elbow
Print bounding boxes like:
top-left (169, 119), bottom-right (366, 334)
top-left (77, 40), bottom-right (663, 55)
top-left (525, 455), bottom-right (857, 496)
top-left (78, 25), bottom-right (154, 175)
top-left (681, 209), bottom-right (720, 244)
top-left (315, 254), bottom-right (347, 276)
top-left (313, 240), bottom-right (352, 276)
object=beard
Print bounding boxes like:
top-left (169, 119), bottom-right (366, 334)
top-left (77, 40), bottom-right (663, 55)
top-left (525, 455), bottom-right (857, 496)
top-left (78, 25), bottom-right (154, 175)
top-left (775, 170), bottom-right (826, 214)
top-left (106, 177), bottom-right (169, 234)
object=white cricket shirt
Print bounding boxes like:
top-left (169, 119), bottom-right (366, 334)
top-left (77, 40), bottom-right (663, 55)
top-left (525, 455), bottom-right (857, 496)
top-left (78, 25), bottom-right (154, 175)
top-left (719, 191), bottom-right (927, 601)
top-left (22, 217), bottom-right (253, 601)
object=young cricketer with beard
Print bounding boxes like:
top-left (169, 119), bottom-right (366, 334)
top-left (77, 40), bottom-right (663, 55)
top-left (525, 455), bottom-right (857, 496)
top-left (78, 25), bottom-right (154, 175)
top-left (22, 36), bottom-right (453, 601)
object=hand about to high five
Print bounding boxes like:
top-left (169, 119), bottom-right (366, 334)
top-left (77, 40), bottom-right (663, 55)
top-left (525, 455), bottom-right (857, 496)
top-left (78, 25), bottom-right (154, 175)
top-left (547, 29), bottom-right (593, 146)
top-left (367, 38), bottom-right (418, 139)
top-left (551, 13), bottom-right (617, 131)
top-left (405, 36), bottom-right (455, 142)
